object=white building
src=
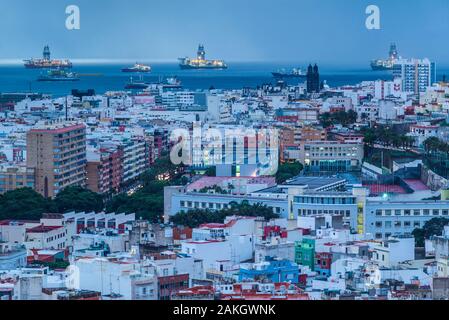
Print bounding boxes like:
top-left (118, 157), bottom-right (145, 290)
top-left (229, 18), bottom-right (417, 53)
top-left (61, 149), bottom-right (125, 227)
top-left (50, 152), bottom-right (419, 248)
top-left (393, 58), bottom-right (437, 94)
top-left (369, 236), bottom-right (415, 267)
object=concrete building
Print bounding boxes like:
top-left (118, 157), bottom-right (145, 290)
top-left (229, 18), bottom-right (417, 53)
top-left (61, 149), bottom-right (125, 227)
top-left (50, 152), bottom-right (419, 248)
top-left (0, 243), bottom-right (27, 271)
top-left (239, 258), bottom-right (300, 284)
top-left (25, 225), bottom-right (67, 250)
top-left (369, 236), bottom-right (415, 267)
top-left (26, 120), bottom-right (87, 198)
top-left (364, 199), bottom-right (449, 239)
top-left (0, 164), bottom-right (35, 194)
top-left (299, 141), bottom-right (364, 173)
top-left (72, 256), bottom-right (158, 300)
top-left (393, 58), bottom-right (437, 94)
top-left (86, 147), bottom-right (123, 194)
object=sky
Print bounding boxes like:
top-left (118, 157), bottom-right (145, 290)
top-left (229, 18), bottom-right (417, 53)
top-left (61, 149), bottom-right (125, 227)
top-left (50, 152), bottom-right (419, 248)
top-left (0, 0), bottom-right (448, 66)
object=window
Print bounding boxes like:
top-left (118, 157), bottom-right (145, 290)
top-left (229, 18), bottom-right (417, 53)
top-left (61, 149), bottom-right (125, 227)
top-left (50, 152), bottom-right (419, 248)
top-left (433, 210), bottom-right (440, 216)
top-left (404, 210), bottom-right (411, 216)
top-left (376, 210), bottom-right (382, 216)
top-left (414, 221), bottom-right (421, 228)
top-left (375, 222), bottom-right (382, 228)
top-left (413, 210), bottom-right (420, 216)
top-left (404, 221), bottom-right (411, 227)
top-left (385, 221), bottom-right (392, 228)
top-left (395, 210), bottom-right (401, 216)
top-left (385, 210), bottom-right (392, 216)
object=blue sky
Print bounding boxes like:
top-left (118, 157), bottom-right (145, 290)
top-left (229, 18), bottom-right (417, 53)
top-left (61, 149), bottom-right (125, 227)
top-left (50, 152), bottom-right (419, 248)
top-left (1, 0), bottom-right (448, 66)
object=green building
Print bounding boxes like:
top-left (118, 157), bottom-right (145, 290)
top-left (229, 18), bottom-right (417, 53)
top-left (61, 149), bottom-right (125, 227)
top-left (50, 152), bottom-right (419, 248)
top-left (295, 238), bottom-right (315, 270)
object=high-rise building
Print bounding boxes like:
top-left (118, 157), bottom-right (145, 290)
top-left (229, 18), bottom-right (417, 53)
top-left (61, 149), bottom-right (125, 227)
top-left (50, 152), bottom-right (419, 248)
top-left (306, 64), bottom-right (320, 93)
top-left (393, 58), bottom-right (436, 94)
top-left (86, 147), bottom-right (123, 195)
top-left (26, 120), bottom-right (87, 198)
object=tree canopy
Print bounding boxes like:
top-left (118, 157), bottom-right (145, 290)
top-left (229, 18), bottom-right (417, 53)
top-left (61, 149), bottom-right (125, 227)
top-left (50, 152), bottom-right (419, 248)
top-left (412, 217), bottom-right (449, 247)
top-left (362, 126), bottom-right (414, 149)
top-left (105, 155), bottom-right (187, 222)
top-left (53, 186), bottom-right (104, 213)
top-left (319, 110), bottom-right (358, 128)
top-left (170, 201), bottom-right (279, 228)
top-left (0, 188), bottom-right (54, 221)
top-left (276, 161), bottom-right (303, 184)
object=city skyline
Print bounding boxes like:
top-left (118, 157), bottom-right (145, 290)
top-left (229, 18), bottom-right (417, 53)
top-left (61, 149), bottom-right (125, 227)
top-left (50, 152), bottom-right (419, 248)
top-left (1, 0), bottom-right (449, 66)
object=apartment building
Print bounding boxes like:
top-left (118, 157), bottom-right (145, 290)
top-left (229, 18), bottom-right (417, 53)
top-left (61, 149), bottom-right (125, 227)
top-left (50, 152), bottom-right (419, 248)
top-left (120, 138), bottom-right (147, 184)
top-left (393, 58), bottom-right (437, 94)
top-left (26, 121), bottom-right (86, 198)
top-left (86, 147), bottom-right (123, 194)
top-left (299, 141), bottom-right (364, 173)
top-left (364, 199), bottom-right (449, 239)
top-left (0, 164), bottom-right (35, 194)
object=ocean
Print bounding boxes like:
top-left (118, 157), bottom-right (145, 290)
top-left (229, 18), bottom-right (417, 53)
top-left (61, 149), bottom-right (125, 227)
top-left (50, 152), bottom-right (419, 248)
top-left (0, 62), bottom-right (448, 97)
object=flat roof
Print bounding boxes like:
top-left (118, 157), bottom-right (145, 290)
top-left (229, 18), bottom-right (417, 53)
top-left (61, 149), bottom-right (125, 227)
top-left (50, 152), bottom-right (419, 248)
top-left (285, 176), bottom-right (346, 190)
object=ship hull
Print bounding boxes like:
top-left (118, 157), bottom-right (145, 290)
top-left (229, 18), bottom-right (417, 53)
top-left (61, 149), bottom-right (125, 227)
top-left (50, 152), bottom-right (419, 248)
top-left (121, 69), bottom-right (151, 73)
top-left (179, 64), bottom-right (228, 70)
top-left (272, 72), bottom-right (306, 79)
top-left (25, 64), bottom-right (73, 69)
top-left (38, 77), bottom-right (79, 82)
top-left (125, 84), bottom-right (149, 89)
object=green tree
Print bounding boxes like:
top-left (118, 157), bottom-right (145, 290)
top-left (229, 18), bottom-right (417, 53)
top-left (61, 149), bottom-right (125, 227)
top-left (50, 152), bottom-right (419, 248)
top-left (276, 162), bottom-right (303, 184)
top-left (412, 218), bottom-right (449, 247)
top-left (0, 188), bottom-right (54, 220)
top-left (170, 202), bottom-right (279, 228)
top-left (53, 186), bottom-right (104, 213)
top-left (205, 167), bottom-right (216, 177)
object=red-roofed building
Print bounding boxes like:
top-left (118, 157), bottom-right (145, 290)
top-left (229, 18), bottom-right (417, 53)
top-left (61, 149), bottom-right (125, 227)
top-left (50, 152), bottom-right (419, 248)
top-left (26, 224), bottom-right (67, 250)
top-left (27, 249), bottom-right (67, 264)
top-left (171, 285), bottom-right (215, 300)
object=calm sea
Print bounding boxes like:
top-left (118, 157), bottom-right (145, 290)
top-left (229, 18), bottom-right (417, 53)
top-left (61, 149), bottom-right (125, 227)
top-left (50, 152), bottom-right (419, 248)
top-left (0, 62), bottom-right (448, 97)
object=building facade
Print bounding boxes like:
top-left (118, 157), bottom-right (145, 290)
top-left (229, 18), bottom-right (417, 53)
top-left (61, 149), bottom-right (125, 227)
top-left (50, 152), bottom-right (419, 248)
top-left (26, 121), bottom-right (87, 198)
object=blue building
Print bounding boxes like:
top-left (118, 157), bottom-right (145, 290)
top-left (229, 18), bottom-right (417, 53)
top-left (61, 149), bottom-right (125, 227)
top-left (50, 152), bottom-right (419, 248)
top-left (239, 258), bottom-right (300, 284)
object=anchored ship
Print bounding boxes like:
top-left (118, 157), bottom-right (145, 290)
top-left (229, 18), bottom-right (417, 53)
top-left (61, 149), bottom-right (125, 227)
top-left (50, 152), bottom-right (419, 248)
top-left (125, 76), bottom-right (149, 89)
top-left (122, 63), bottom-right (152, 73)
top-left (37, 69), bottom-right (79, 82)
top-left (160, 77), bottom-right (182, 89)
top-left (24, 45), bottom-right (73, 69)
top-left (179, 45), bottom-right (227, 70)
top-left (272, 68), bottom-right (306, 79)
top-left (371, 43), bottom-right (399, 71)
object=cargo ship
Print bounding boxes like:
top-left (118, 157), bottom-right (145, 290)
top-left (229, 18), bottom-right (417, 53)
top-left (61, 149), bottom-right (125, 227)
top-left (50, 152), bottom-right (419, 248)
top-left (179, 45), bottom-right (227, 70)
top-left (121, 63), bottom-right (152, 73)
top-left (371, 43), bottom-right (399, 71)
top-left (37, 69), bottom-right (79, 82)
top-left (24, 45), bottom-right (73, 69)
top-left (272, 68), bottom-right (306, 79)
top-left (125, 76), bottom-right (149, 89)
